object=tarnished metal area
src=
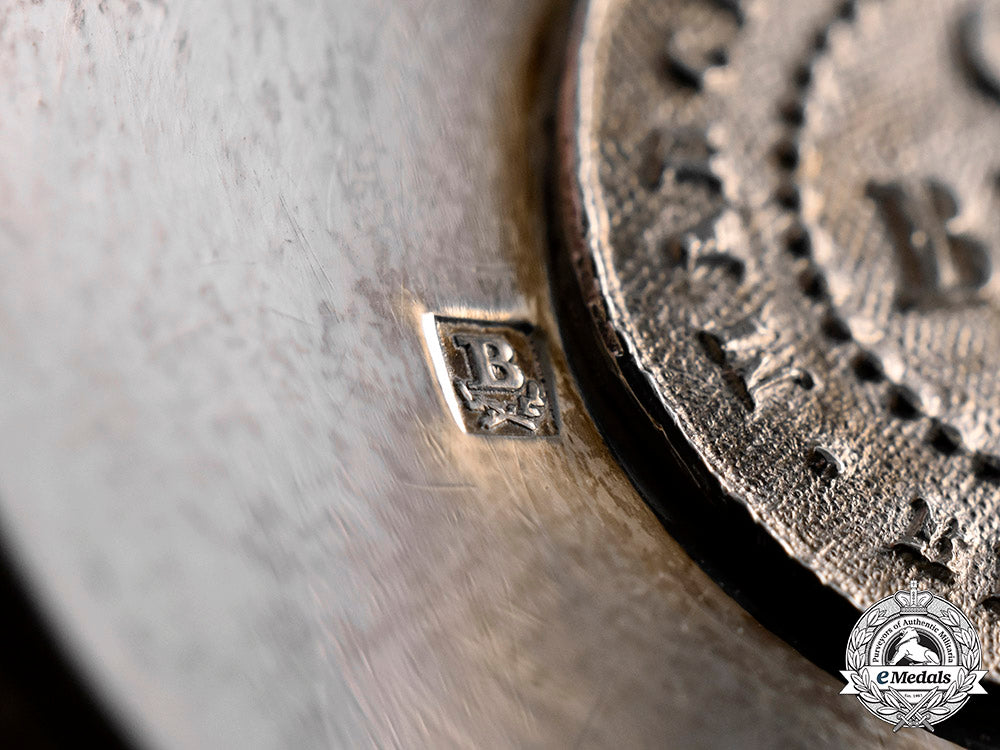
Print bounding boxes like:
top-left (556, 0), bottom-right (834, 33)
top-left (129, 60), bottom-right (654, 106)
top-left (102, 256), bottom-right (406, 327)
top-left (560, 0), bottom-right (1000, 689)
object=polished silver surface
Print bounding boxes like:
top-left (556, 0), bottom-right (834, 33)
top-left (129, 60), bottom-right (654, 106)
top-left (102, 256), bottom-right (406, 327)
top-left (0, 1), bottom-right (961, 748)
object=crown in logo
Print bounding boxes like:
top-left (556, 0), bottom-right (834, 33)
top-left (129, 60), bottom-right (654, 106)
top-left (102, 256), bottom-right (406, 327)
top-left (894, 580), bottom-right (933, 614)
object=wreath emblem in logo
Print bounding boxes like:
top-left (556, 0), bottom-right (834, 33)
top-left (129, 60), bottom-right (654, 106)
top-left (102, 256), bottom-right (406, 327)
top-left (842, 582), bottom-right (987, 730)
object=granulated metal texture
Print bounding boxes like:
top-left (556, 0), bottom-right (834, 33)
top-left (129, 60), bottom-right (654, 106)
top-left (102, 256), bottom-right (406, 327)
top-left (561, 0), bottom-right (1000, 679)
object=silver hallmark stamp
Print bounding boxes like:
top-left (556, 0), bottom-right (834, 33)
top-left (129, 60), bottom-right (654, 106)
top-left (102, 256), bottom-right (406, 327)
top-left (423, 315), bottom-right (558, 437)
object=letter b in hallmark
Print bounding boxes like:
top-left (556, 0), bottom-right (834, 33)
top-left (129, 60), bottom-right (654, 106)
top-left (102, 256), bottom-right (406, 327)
top-left (451, 334), bottom-right (525, 391)
top-left (423, 315), bottom-right (559, 437)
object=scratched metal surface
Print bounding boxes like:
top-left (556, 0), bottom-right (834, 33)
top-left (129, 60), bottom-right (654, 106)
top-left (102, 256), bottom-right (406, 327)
top-left (0, 1), bottom-right (957, 748)
top-left (562, 0), bottom-right (1000, 690)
